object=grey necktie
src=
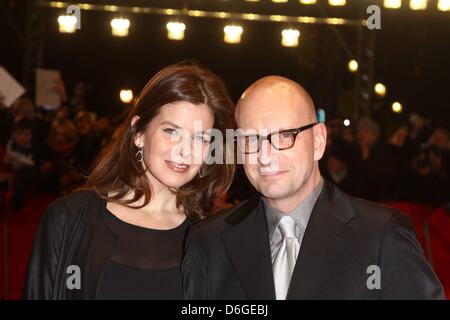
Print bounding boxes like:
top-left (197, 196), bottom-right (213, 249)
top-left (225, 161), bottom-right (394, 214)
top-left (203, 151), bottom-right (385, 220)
top-left (272, 215), bottom-right (300, 300)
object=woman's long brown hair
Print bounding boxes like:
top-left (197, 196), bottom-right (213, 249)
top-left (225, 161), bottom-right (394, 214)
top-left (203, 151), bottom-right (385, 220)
top-left (81, 62), bottom-right (236, 222)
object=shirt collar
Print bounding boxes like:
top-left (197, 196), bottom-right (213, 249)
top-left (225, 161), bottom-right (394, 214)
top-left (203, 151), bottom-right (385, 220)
top-left (263, 177), bottom-right (324, 241)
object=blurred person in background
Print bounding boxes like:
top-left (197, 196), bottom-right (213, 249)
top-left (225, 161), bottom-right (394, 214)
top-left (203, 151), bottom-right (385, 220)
top-left (74, 111), bottom-right (101, 174)
top-left (11, 98), bottom-right (50, 145)
top-left (428, 126), bottom-right (450, 152)
top-left (321, 144), bottom-right (358, 196)
top-left (52, 105), bottom-right (71, 123)
top-left (386, 125), bottom-right (414, 201)
top-left (36, 118), bottom-right (81, 194)
top-left (325, 116), bottom-right (343, 147)
top-left (352, 117), bottom-right (395, 201)
top-left (341, 125), bottom-right (355, 145)
top-left (96, 115), bottom-right (114, 147)
top-left (408, 113), bottom-right (432, 152)
top-left (3, 118), bottom-right (37, 210)
top-left (406, 126), bottom-right (450, 206)
top-left (0, 92), bottom-right (13, 146)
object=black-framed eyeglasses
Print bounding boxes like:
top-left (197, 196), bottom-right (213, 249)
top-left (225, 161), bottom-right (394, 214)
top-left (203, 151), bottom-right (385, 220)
top-left (236, 123), bottom-right (318, 154)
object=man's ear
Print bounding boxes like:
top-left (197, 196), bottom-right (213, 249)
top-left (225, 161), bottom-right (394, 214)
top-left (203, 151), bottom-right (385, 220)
top-left (313, 123), bottom-right (327, 161)
top-left (132, 116), bottom-right (143, 148)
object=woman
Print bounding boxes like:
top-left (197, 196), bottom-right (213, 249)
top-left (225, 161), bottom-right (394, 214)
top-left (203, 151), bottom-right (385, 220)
top-left (23, 62), bottom-right (236, 299)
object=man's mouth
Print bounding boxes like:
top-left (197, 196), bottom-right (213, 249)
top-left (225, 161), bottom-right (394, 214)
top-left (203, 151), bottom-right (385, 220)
top-left (259, 167), bottom-right (287, 176)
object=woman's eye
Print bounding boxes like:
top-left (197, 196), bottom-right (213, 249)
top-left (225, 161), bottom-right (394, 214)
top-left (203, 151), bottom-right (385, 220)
top-left (163, 128), bottom-right (178, 136)
top-left (194, 135), bottom-right (211, 143)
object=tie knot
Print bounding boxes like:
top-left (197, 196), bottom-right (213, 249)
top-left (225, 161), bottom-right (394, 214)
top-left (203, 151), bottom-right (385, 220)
top-left (277, 216), bottom-right (297, 239)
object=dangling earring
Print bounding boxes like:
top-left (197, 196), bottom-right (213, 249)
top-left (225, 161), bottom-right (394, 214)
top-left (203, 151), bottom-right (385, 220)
top-left (136, 145), bottom-right (144, 162)
top-left (198, 166), bottom-right (205, 178)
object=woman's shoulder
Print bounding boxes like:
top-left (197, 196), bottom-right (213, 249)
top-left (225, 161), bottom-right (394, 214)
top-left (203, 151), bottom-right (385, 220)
top-left (44, 189), bottom-right (104, 224)
top-left (59, 189), bottom-right (103, 207)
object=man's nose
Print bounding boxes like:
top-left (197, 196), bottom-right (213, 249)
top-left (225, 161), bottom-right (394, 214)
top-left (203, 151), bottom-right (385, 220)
top-left (258, 139), bottom-right (272, 166)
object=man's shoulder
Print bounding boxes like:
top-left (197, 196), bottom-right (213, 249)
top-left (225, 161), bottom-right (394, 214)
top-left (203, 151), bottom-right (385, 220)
top-left (350, 195), bottom-right (400, 223)
top-left (337, 187), bottom-right (407, 231)
top-left (325, 182), bottom-right (406, 230)
top-left (191, 197), bottom-right (257, 235)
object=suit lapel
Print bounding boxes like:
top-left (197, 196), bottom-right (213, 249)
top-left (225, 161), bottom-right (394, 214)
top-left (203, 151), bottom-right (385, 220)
top-left (287, 182), bottom-right (355, 299)
top-left (221, 196), bottom-right (276, 299)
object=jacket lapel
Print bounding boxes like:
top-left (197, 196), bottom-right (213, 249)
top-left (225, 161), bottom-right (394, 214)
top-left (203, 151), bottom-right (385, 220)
top-left (287, 181), bottom-right (355, 299)
top-left (221, 196), bottom-right (276, 299)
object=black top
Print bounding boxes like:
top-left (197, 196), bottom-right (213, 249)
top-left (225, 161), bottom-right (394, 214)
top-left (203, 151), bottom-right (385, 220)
top-left (97, 208), bottom-right (189, 300)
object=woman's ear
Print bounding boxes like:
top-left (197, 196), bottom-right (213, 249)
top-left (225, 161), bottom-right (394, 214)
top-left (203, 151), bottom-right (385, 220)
top-left (131, 115), bottom-right (140, 127)
top-left (132, 116), bottom-right (142, 148)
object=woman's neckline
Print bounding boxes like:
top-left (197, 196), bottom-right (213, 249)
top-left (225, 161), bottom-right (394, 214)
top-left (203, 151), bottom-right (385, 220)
top-left (103, 200), bottom-right (189, 233)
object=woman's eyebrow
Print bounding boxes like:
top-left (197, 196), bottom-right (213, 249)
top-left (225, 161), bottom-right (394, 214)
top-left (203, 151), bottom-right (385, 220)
top-left (160, 120), bottom-right (211, 134)
top-left (160, 120), bottom-right (181, 128)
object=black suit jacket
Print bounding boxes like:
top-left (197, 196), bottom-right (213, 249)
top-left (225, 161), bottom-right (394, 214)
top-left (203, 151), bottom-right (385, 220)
top-left (182, 180), bottom-right (444, 299)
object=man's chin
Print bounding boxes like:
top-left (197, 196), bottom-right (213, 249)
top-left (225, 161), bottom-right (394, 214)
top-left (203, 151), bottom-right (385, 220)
top-left (259, 184), bottom-right (289, 200)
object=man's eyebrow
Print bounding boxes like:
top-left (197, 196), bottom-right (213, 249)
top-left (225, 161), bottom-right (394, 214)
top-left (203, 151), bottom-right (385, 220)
top-left (278, 127), bottom-right (294, 132)
top-left (238, 127), bottom-right (294, 137)
top-left (160, 120), bottom-right (181, 128)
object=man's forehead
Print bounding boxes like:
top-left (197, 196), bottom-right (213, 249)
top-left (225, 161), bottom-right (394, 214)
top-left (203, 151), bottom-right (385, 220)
top-left (238, 95), bottom-right (308, 121)
top-left (243, 81), bottom-right (299, 102)
top-left (236, 76), bottom-right (315, 126)
top-left (237, 106), bottom-right (304, 131)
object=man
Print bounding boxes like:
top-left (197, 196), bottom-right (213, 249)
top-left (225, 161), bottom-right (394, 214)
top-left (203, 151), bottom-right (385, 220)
top-left (182, 76), bottom-right (444, 300)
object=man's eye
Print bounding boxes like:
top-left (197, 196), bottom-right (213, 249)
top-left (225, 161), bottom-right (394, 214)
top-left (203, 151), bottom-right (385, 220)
top-left (280, 132), bottom-right (292, 139)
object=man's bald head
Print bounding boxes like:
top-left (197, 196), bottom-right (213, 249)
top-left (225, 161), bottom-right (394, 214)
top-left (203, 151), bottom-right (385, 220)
top-left (236, 76), bottom-right (317, 127)
top-left (234, 75), bottom-right (327, 213)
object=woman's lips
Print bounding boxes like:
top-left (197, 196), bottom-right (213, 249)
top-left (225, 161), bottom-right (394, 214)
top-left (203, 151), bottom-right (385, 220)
top-left (166, 160), bottom-right (190, 173)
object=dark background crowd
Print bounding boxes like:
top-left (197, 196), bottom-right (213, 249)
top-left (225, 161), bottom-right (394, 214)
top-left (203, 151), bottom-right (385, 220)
top-left (0, 83), bottom-right (120, 210)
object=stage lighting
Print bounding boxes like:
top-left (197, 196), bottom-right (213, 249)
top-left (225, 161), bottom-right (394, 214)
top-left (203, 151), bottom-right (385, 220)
top-left (384, 0), bottom-right (402, 9)
top-left (167, 22), bottom-right (186, 40)
top-left (281, 29), bottom-right (300, 47)
top-left (410, 0), bottom-right (427, 10)
top-left (348, 60), bottom-right (358, 72)
top-left (392, 102), bottom-right (403, 113)
top-left (58, 15), bottom-right (77, 33)
top-left (111, 18), bottom-right (130, 37)
top-left (120, 89), bottom-right (133, 103)
top-left (329, 0), bottom-right (346, 6)
top-left (374, 83), bottom-right (387, 98)
top-left (438, 0), bottom-right (450, 11)
top-left (224, 25), bottom-right (243, 44)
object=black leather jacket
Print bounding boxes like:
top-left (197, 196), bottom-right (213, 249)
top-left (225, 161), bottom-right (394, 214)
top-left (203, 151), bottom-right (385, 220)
top-left (23, 190), bottom-right (120, 299)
